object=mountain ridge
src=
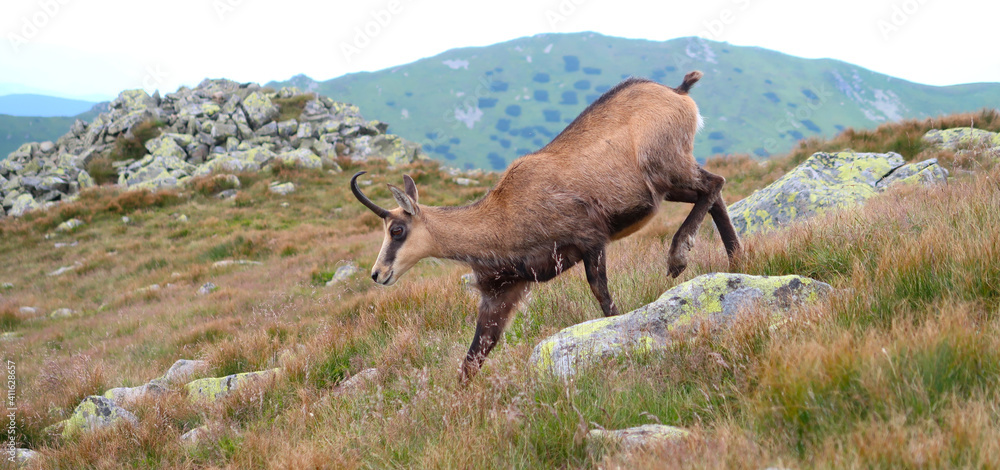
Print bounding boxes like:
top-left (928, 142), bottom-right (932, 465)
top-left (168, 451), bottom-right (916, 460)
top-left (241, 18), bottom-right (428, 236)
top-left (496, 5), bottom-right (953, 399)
top-left (268, 32), bottom-right (1000, 170)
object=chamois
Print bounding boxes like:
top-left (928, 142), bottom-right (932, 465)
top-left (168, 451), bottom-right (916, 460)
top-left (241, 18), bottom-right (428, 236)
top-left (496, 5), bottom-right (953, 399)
top-left (352, 70), bottom-right (741, 383)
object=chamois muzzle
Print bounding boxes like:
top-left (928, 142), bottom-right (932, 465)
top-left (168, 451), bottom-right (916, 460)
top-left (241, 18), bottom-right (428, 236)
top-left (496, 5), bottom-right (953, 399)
top-left (351, 171), bottom-right (389, 218)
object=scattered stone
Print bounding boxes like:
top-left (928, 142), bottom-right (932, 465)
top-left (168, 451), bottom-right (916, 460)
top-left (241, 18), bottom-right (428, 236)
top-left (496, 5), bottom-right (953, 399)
top-left (0, 332), bottom-right (22, 342)
top-left (55, 218), bottom-right (85, 232)
top-left (335, 368), bottom-right (379, 396)
top-left (325, 263), bottom-right (359, 285)
top-left (12, 448), bottom-right (39, 465)
top-left (49, 308), bottom-right (75, 319)
top-left (217, 189), bottom-right (238, 199)
top-left (454, 177), bottom-right (478, 186)
top-left (54, 241), bottom-right (78, 248)
top-left (197, 282), bottom-right (218, 295)
top-left (18, 306), bottom-right (35, 315)
top-left (103, 382), bottom-right (166, 406)
top-left (60, 395), bottom-right (139, 439)
top-left (1, 282), bottom-right (12, 290)
top-left (212, 259), bottom-right (263, 268)
top-left (180, 425), bottom-right (209, 446)
top-left (136, 284), bottom-right (161, 294)
top-left (47, 264), bottom-right (79, 276)
top-left (728, 151), bottom-right (948, 236)
top-left (161, 359), bottom-right (210, 383)
top-left (588, 424), bottom-right (690, 456)
top-left (268, 182), bottom-right (296, 195)
top-left (530, 273), bottom-right (831, 378)
top-left (185, 368), bottom-right (282, 403)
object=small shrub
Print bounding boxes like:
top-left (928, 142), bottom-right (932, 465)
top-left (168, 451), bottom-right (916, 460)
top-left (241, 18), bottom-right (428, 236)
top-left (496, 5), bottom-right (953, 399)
top-left (86, 157), bottom-right (118, 185)
top-left (273, 94), bottom-right (315, 122)
top-left (109, 119), bottom-right (163, 162)
top-left (204, 235), bottom-right (271, 261)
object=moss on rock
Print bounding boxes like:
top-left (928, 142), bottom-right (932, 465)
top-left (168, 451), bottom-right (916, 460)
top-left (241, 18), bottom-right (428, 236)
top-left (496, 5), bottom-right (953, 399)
top-left (529, 273), bottom-right (831, 378)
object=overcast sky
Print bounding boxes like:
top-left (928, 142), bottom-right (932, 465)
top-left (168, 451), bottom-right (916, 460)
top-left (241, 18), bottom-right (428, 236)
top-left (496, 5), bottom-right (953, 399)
top-left (1, 0), bottom-right (996, 101)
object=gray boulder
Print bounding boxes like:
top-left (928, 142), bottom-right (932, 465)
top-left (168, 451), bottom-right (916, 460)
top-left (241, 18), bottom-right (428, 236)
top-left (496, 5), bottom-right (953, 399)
top-left (241, 91), bottom-right (280, 130)
top-left (530, 273), bottom-right (831, 378)
top-left (727, 151), bottom-right (947, 236)
top-left (60, 395), bottom-right (139, 439)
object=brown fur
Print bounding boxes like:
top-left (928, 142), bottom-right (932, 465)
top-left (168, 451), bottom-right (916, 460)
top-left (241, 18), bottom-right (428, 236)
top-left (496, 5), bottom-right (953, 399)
top-left (352, 71), bottom-right (741, 383)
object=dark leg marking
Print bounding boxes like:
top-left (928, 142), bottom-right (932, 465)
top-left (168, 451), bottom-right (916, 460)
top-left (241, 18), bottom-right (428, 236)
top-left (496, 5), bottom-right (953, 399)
top-left (459, 280), bottom-right (529, 384)
top-left (583, 246), bottom-right (619, 317)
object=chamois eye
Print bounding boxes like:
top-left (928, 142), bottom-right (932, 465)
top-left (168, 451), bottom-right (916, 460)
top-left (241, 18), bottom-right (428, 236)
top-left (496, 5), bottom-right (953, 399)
top-left (390, 226), bottom-right (405, 239)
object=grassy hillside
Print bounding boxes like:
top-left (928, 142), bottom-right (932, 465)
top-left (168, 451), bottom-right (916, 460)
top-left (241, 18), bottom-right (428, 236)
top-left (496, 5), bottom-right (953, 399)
top-left (2, 111), bottom-right (1000, 468)
top-left (0, 104), bottom-right (106, 159)
top-left (269, 32), bottom-right (1000, 170)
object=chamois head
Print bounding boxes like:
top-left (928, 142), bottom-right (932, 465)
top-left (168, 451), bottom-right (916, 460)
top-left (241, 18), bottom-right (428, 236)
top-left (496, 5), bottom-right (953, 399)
top-left (351, 171), bottom-right (434, 285)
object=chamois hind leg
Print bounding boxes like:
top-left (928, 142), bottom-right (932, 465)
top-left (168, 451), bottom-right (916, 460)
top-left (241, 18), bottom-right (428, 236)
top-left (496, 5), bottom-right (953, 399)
top-left (459, 279), bottom-right (529, 384)
top-left (583, 246), bottom-right (620, 317)
top-left (665, 168), bottom-right (726, 278)
top-left (665, 181), bottom-right (742, 266)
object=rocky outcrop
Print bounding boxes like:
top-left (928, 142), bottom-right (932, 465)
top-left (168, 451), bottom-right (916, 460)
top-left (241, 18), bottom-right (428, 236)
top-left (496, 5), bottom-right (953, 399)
top-left (727, 151), bottom-right (947, 236)
top-left (922, 127), bottom-right (1000, 151)
top-left (0, 79), bottom-right (426, 218)
top-left (530, 273), bottom-right (831, 378)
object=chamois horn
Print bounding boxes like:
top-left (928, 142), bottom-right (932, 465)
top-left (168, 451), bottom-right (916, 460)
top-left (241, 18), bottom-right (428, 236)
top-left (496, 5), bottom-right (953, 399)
top-left (351, 171), bottom-right (389, 218)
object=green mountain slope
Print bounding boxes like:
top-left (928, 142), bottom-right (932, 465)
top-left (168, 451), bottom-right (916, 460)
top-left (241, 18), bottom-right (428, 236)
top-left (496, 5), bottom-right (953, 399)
top-left (0, 104), bottom-right (106, 159)
top-left (0, 94), bottom-right (97, 117)
top-left (269, 32), bottom-right (1000, 170)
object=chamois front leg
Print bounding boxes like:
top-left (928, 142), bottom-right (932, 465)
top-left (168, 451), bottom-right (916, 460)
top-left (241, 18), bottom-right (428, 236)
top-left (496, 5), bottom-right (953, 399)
top-left (583, 246), bottom-right (619, 317)
top-left (666, 168), bottom-right (726, 278)
top-left (459, 280), bottom-right (529, 384)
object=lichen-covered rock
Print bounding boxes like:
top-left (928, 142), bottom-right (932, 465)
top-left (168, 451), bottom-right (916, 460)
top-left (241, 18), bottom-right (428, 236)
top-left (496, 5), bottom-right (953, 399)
top-left (242, 91), bottom-right (280, 130)
top-left (9, 193), bottom-right (38, 217)
top-left (325, 263), bottom-right (359, 286)
top-left (334, 368), bottom-right (379, 396)
top-left (162, 359), bottom-right (210, 383)
top-left (2, 79), bottom-right (424, 220)
top-left (727, 151), bottom-right (947, 236)
top-left (185, 368), bottom-right (282, 403)
top-left (110, 89), bottom-right (156, 111)
top-left (268, 182), bottom-right (295, 195)
top-left (530, 273), bottom-right (831, 378)
top-left (877, 158), bottom-right (949, 188)
top-left (103, 382), bottom-right (166, 406)
top-left (145, 134), bottom-right (188, 160)
top-left (275, 148), bottom-right (322, 169)
top-left (923, 127), bottom-right (999, 151)
top-left (61, 395), bottom-right (138, 439)
top-left (588, 424), bottom-right (690, 454)
top-left (55, 218), bottom-right (84, 232)
top-left (11, 448), bottom-right (38, 465)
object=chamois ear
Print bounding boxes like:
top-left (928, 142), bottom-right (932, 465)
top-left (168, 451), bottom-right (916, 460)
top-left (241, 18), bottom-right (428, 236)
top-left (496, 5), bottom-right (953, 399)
top-left (403, 174), bottom-right (419, 203)
top-left (389, 184), bottom-right (418, 215)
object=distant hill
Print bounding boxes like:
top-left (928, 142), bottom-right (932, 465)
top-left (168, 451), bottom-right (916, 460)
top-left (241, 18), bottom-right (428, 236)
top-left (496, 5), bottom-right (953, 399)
top-left (0, 103), bottom-right (107, 159)
top-left (0, 94), bottom-right (98, 117)
top-left (268, 32), bottom-right (1000, 170)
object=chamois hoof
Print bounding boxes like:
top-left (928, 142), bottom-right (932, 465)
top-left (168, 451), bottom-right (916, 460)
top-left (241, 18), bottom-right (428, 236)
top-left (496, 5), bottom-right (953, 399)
top-left (667, 261), bottom-right (687, 278)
